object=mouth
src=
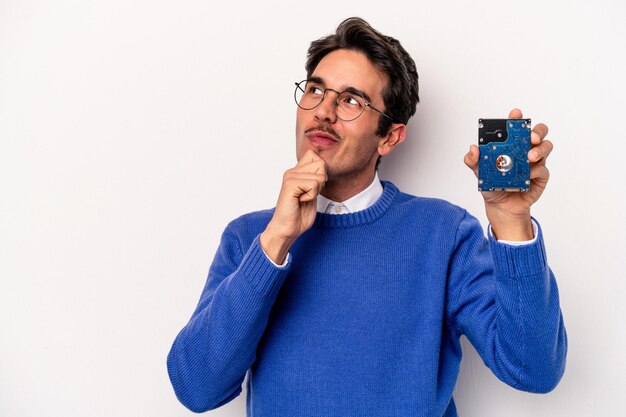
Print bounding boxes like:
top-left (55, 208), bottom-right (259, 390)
top-left (305, 128), bottom-right (340, 147)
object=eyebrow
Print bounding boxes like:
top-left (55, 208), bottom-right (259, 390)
top-left (308, 76), bottom-right (373, 103)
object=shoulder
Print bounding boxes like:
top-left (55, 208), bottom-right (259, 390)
top-left (380, 181), bottom-right (484, 254)
top-left (221, 208), bottom-right (275, 247)
top-left (228, 208), bottom-right (275, 228)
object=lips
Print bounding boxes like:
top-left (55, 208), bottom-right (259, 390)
top-left (305, 129), bottom-right (340, 147)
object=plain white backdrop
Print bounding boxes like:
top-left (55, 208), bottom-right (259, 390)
top-left (1, 0), bottom-right (625, 416)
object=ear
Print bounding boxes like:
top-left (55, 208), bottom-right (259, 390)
top-left (378, 123), bottom-right (406, 157)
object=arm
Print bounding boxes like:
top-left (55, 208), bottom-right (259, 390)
top-left (446, 212), bottom-right (567, 392)
top-left (453, 108), bottom-right (566, 391)
top-left (167, 229), bottom-right (289, 412)
top-left (167, 149), bottom-right (327, 412)
top-left (260, 149), bottom-right (327, 263)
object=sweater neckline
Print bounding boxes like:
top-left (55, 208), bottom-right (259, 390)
top-left (313, 181), bottom-right (398, 229)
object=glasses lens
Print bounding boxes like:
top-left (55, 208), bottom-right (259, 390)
top-left (295, 80), bottom-right (323, 110)
top-left (293, 80), bottom-right (368, 121)
top-left (335, 92), bottom-right (365, 121)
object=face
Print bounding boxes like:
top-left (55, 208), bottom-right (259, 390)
top-left (295, 49), bottom-right (389, 183)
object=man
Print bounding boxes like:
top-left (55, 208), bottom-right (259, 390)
top-left (167, 17), bottom-right (567, 416)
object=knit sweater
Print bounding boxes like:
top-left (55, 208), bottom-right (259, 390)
top-left (167, 181), bottom-right (567, 416)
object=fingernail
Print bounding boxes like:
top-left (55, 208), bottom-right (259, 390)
top-left (531, 150), bottom-right (540, 160)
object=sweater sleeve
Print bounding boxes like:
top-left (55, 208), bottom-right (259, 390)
top-left (446, 211), bottom-right (567, 393)
top-left (166, 226), bottom-right (290, 412)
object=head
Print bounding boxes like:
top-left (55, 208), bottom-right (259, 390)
top-left (295, 17), bottom-right (420, 191)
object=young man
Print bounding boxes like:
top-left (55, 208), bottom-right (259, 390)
top-left (167, 17), bottom-right (567, 416)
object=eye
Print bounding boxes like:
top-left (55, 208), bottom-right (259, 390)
top-left (341, 94), bottom-right (362, 107)
top-left (306, 84), bottom-right (324, 95)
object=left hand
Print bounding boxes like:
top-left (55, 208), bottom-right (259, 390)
top-left (463, 108), bottom-right (553, 240)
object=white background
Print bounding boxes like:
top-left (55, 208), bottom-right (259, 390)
top-left (1, 1), bottom-right (625, 416)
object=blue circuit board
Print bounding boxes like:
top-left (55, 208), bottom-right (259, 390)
top-left (478, 118), bottom-right (531, 192)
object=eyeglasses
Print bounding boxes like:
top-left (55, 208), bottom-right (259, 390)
top-left (294, 79), bottom-right (394, 122)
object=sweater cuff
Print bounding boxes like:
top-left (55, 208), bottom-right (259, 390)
top-left (239, 234), bottom-right (290, 299)
top-left (489, 218), bottom-right (548, 277)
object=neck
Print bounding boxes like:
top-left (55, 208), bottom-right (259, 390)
top-left (321, 171), bottom-right (376, 202)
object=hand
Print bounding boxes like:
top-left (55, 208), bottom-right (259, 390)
top-left (464, 108), bottom-right (553, 240)
top-left (260, 150), bottom-right (327, 263)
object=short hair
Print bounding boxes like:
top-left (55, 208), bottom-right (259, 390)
top-left (305, 17), bottom-right (420, 138)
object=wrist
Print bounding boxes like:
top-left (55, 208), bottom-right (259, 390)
top-left (486, 206), bottom-right (533, 241)
top-left (260, 225), bottom-right (295, 265)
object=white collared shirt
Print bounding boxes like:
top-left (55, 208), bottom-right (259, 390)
top-left (316, 172), bottom-right (383, 214)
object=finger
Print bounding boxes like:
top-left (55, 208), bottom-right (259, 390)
top-left (528, 139), bottom-right (553, 163)
top-left (463, 144), bottom-right (479, 176)
top-left (296, 157), bottom-right (325, 169)
top-left (294, 159), bottom-right (327, 176)
top-left (282, 175), bottom-right (322, 200)
top-left (508, 108), bottom-right (523, 119)
top-left (530, 163), bottom-right (550, 186)
top-left (531, 131), bottom-right (542, 146)
top-left (295, 179), bottom-right (324, 202)
top-left (296, 150), bottom-right (325, 168)
top-left (531, 123), bottom-right (549, 144)
top-left (284, 172), bottom-right (327, 196)
top-left (299, 149), bottom-right (323, 164)
top-left (284, 171), bottom-right (327, 186)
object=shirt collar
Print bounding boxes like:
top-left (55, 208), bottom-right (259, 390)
top-left (316, 172), bottom-right (384, 214)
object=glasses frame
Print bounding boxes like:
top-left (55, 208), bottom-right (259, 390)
top-left (294, 80), bottom-right (395, 122)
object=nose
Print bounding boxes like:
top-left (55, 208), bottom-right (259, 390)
top-left (314, 90), bottom-right (338, 123)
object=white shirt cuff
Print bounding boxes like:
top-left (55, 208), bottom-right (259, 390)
top-left (261, 247), bottom-right (290, 268)
top-left (489, 219), bottom-right (539, 246)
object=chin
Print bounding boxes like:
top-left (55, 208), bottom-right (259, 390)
top-left (297, 141), bottom-right (327, 159)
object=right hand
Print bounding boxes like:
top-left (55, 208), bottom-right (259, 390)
top-left (260, 150), bottom-right (327, 264)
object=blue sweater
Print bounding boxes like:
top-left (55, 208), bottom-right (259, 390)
top-left (167, 181), bottom-right (567, 416)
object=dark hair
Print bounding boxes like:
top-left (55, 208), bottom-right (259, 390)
top-left (305, 17), bottom-right (420, 138)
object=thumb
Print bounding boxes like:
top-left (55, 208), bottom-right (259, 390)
top-left (508, 108), bottom-right (523, 119)
top-left (464, 144), bottom-right (479, 177)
